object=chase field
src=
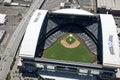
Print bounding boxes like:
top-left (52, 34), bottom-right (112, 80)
top-left (44, 33), bottom-right (96, 63)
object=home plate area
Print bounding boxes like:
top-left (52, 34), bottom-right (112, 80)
top-left (61, 34), bottom-right (80, 48)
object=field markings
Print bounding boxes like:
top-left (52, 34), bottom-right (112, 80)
top-left (60, 34), bottom-right (80, 48)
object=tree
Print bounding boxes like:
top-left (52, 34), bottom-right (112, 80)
top-left (6, 72), bottom-right (11, 80)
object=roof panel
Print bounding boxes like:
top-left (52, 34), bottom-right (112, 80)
top-left (19, 10), bottom-right (48, 58)
top-left (53, 9), bottom-right (93, 15)
top-left (100, 14), bottom-right (120, 68)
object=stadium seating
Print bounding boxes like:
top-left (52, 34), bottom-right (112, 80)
top-left (44, 31), bottom-right (65, 49)
top-left (77, 33), bottom-right (97, 55)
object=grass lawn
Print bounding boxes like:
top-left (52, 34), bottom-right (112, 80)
top-left (44, 33), bottom-right (95, 63)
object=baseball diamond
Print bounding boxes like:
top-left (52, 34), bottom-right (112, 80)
top-left (44, 33), bottom-right (96, 63)
top-left (61, 34), bottom-right (80, 48)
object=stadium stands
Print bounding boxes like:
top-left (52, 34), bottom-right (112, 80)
top-left (77, 33), bottom-right (97, 55)
top-left (44, 31), bottom-right (65, 49)
top-left (44, 16), bottom-right (98, 55)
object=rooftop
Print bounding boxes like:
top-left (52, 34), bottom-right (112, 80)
top-left (97, 0), bottom-right (120, 10)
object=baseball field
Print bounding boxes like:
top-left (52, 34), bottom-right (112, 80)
top-left (43, 33), bottom-right (96, 63)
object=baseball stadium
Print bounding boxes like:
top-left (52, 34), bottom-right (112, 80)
top-left (43, 29), bottom-right (97, 63)
top-left (18, 9), bottom-right (120, 80)
top-left (36, 12), bottom-right (101, 64)
top-left (44, 33), bottom-right (96, 63)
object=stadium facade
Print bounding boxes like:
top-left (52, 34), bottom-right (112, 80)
top-left (18, 9), bottom-right (120, 80)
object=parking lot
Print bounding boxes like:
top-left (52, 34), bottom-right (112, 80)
top-left (0, 2), bottom-right (29, 55)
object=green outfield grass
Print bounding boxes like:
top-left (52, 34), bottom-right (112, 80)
top-left (44, 33), bottom-right (95, 63)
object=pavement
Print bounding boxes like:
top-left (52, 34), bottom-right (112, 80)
top-left (41, 0), bottom-right (65, 10)
top-left (10, 50), bottom-right (24, 80)
top-left (0, 5), bottom-right (27, 55)
top-left (0, 0), bottom-right (45, 79)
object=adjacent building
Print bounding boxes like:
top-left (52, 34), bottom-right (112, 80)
top-left (97, 0), bottom-right (120, 16)
top-left (3, 0), bottom-right (12, 6)
top-left (0, 14), bottom-right (7, 25)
